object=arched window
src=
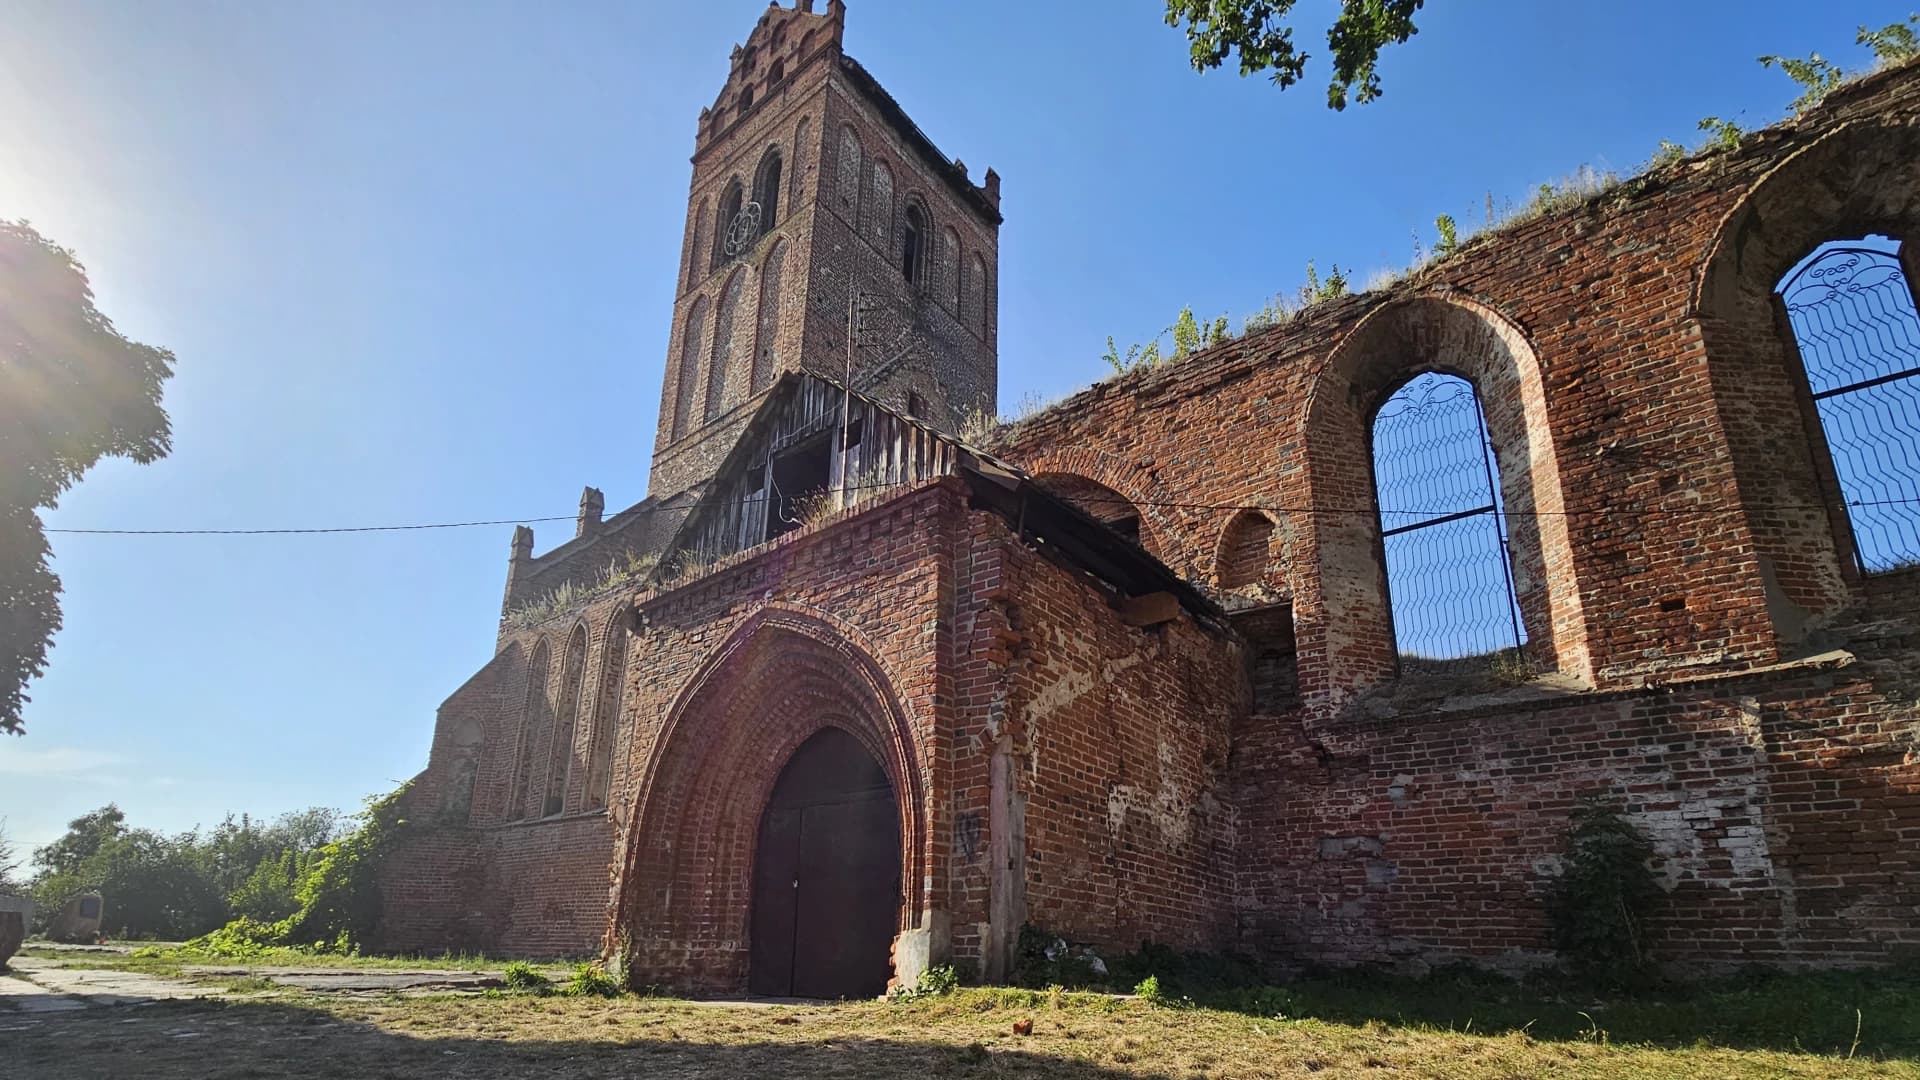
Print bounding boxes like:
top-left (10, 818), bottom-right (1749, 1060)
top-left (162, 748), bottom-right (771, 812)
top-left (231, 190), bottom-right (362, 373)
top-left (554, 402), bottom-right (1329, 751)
top-left (584, 616), bottom-right (627, 812)
top-left (769, 58), bottom-right (786, 84)
top-left (685, 201), bottom-right (708, 293)
top-left (1217, 510), bottom-right (1275, 589)
top-left (708, 270), bottom-right (748, 420)
top-left (754, 147), bottom-right (783, 228)
top-left (713, 180), bottom-right (746, 269)
top-left (510, 639), bottom-right (551, 821)
top-left (1372, 371), bottom-right (1526, 673)
top-left (672, 296), bottom-right (709, 441)
top-left (1035, 472), bottom-right (1148, 550)
top-left (836, 127), bottom-right (861, 217)
top-left (543, 625), bottom-right (589, 817)
top-left (939, 227), bottom-right (960, 310)
top-left (753, 240), bottom-right (789, 392)
top-left (901, 204), bottom-right (926, 286)
top-left (1777, 239), bottom-right (1920, 573)
top-left (791, 118), bottom-right (810, 203)
top-left (967, 254), bottom-right (988, 337)
top-left (866, 160), bottom-right (894, 248)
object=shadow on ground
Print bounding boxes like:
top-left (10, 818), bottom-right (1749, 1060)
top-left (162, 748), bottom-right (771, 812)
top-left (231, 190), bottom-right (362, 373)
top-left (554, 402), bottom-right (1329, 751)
top-left (0, 999), bottom-right (1156, 1080)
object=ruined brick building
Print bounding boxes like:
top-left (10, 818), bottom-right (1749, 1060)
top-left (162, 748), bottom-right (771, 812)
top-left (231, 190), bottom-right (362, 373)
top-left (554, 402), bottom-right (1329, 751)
top-left (380, 1), bottom-right (1920, 994)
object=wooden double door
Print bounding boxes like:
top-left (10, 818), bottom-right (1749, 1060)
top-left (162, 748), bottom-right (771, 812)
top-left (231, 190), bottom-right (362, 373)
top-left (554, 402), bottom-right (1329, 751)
top-left (748, 728), bottom-right (901, 999)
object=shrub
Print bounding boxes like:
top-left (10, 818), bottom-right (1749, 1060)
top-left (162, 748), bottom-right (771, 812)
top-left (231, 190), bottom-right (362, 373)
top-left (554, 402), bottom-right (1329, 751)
top-left (891, 963), bottom-right (960, 1002)
top-left (1545, 795), bottom-right (1661, 985)
top-left (563, 962), bottom-right (621, 998)
top-left (1135, 974), bottom-right (1179, 1007)
top-left (502, 960), bottom-right (553, 994)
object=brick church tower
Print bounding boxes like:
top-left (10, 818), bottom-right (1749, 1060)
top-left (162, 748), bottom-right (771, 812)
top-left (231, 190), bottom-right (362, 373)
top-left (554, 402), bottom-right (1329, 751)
top-left (649, 0), bottom-right (1003, 496)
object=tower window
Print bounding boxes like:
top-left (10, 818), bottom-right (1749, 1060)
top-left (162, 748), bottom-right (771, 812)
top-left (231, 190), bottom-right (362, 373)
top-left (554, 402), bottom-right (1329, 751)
top-left (714, 181), bottom-right (744, 269)
top-left (754, 148), bottom-right (783, 229)
top-left (769, 59), bottom-right (786, 83)
top-left (902, 205), bottom-right (926, 286)
top-left (906, 391), bottom-right (926, 418)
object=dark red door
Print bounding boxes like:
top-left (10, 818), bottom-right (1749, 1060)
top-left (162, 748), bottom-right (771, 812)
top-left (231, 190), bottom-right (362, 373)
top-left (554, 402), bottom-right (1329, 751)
top-left (749, 729), bottom-right (901, 999)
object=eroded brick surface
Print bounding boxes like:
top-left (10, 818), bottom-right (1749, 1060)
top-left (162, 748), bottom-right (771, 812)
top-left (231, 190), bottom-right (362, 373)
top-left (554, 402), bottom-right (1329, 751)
top-left (379, 8), bottom-right (1920, 984)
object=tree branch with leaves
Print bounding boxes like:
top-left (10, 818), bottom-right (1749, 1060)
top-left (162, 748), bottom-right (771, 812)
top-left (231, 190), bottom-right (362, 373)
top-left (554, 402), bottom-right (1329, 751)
top-left (1164, 0), bottom-right (1425, 109)
top-left (1, 222), bottom-right (175, 736)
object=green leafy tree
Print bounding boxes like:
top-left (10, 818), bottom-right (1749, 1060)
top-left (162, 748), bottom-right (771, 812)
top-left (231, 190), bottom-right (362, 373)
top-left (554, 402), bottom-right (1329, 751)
top-left (1697, 116), bottom-right (1745, 152)
top-left (1433, 213), bottom-right (1460, 258)
top-left (1760, 52), bottom-right (1846, 114)
top-left (0, 818), bottom-right (20, 893)
top-left (32, 804), bottom-right (126, 877)
top-left (1860, 15), bottom-right (1919, 64)
top-left (1545, 796), bottom-right (1661, 984)
top-left (1164, 0), bottom-right (1425, 109)
top-left (1, 222), bottom-right (176, 736)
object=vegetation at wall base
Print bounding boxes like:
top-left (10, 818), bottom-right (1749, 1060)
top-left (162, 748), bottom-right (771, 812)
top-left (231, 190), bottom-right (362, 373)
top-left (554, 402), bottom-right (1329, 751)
top-left (1546, 794), bottom-right (1661, 988)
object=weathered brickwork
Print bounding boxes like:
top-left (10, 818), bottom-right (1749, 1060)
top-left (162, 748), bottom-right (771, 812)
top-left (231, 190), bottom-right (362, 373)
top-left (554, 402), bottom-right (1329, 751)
top-left (380, 6), bottom-right (1920, 987)
top-left (649, 0), bottom-right (1000, 496)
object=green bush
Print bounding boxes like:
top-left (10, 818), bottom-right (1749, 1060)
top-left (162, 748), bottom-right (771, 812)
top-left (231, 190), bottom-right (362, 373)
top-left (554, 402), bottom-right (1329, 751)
top-left (1545, 795), bottom-right (1661, 986)
top-left (502, 960), bottom-right (553, 994)
top-left (563, 962), bottom-right (621, 998)
top-left (891, 964), bottom-right (960, 1002)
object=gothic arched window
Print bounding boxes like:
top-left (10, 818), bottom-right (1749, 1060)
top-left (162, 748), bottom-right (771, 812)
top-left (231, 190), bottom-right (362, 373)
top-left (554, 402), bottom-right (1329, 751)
top-left (713, 180), bottom-right (745, 269)
top-left (753, 240), bottom-right (789, 392)
top-left (791, 118), bottom-right (810, 203)
top-left (754, 148), bottom-right (783, 229)
top-left (707, 270), bottom-right (748, 420)
top-left (509, 639), bottom-right (551, 821)
top-left (543, 624), bottom-right (589, 817)
top-left (939, 227), bottom-right (960, 310)
top-left (1777, 239), bottom-right (1920, 572)
top-left (1371, 371), bottom-right (1527, 672)
top-left (902, 204), bottom-right (926, 287)
top-left (967, 254), bottom-right (987, 337)
top-left (836, 127), bottom-right (861, 218)
top-left (685, 201), bottom-right (708, 293)
top-left (867, 160), bottom-right (893, 249)
top-left (584, 616), bottom-right (626, 812)
top-left (672, 296), bottom-right (709, 441)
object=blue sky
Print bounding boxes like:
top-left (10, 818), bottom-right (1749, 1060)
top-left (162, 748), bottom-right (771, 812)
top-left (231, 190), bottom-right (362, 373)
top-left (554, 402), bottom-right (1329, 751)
top-left (2, 0), bottom-right (1910, 855)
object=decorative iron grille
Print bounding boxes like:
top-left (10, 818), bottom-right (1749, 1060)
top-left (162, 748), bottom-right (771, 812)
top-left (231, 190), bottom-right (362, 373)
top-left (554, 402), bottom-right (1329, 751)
top-left (723, 201), bottom-right (764, 259)
top-left (1780, 243), bottom-right (1920, 573)
top-left (1372, 372), bottom-right (1527, 673)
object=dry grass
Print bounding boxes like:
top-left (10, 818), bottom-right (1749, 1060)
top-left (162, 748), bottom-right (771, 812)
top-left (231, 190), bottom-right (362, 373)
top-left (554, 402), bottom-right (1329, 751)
top-left (3, 987), bottom-right (1915, 1080)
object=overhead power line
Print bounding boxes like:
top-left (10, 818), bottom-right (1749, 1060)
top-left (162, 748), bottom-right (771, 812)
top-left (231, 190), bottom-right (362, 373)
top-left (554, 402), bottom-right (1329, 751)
top-left (36, 487), bottom-right (1920, 538)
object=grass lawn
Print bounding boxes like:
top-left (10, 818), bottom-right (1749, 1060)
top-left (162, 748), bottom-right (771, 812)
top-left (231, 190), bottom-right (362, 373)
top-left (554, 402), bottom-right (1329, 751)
top-left (4, 975), bottom-right (1919, 1079)
top-left (13, 943), bottom-right (574, 978)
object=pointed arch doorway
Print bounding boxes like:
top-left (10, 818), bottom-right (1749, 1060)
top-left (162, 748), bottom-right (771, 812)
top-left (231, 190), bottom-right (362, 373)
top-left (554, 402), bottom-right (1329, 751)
top-left (748, 727), bottom-right (902, 999)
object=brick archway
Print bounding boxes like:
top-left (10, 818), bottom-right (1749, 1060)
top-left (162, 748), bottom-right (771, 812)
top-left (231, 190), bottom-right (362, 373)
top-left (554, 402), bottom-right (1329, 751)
top-left (608, 609), bottom-right (925, 993)
top-left (1693, 118), bottom-right (1920, 632)
top-left (1300, 294), bottom-right (1592, 699)
top-left (1021, 447), bottom-right (1173, 561)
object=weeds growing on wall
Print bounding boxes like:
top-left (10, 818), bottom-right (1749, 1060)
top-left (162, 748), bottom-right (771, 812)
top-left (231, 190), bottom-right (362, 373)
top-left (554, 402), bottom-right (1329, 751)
top-left (1545, 795), bottom-right (1661, 987)
top-left (503, 549), bottom-right (658, 631)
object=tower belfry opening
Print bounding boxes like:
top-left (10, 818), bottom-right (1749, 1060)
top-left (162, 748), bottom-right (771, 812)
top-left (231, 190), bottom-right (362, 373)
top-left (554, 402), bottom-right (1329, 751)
top-left (650, 0), bottom-right (1003, 498)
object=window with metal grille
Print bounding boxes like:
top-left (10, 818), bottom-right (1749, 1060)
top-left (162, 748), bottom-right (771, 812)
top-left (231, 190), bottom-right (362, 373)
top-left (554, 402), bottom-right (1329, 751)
top-left (1778, 240), bottom-right (1920, 573)
top-left (1372, 371), bottom-right (1527, 672)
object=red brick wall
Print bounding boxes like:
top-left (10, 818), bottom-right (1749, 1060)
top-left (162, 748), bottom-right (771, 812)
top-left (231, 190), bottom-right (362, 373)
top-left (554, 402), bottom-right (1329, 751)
top-left (1232, 636), bottom-right (1920, 974)
top-left (384, 57), bottom-right (1920, 981)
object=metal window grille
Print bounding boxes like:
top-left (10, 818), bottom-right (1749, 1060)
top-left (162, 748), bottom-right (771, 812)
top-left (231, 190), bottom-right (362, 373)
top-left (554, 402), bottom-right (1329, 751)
top-left (1779, 242), bottom-right (1920, 573)
top-left (1372, 372), bottom-right (1527, 673)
